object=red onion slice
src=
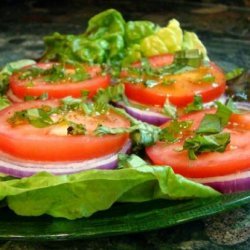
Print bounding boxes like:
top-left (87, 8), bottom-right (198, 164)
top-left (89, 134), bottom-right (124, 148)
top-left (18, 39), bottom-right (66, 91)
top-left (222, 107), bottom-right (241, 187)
top-left (115, 95), bottom-right (227, 126)
top-left (0, 140), bottom-right (131, 178)
top-left (190, 171), bottom-right (250, 193)
top-left (115, 101), bottom-right (171, 125)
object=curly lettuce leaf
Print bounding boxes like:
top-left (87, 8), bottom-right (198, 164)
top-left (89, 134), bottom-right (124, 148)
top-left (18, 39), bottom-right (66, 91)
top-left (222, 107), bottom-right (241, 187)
top-left (0, 155), bottom-right (219, 219)
top-left (140, 19), bottom-right (183, 57)
top-left (182, 31), bottom-right (208, 59)
top-left (43, 9), bottom-right (126, 64)
top-left (42, 9), bottom-right (208, 66)
top-left (125, 21), bottom-right (158, 44)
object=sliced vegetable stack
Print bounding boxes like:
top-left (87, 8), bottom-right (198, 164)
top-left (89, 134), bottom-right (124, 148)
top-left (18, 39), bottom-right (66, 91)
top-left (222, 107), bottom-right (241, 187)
top-left (0, 8), bottom-right (248, 220)
top-left (0, 98), bottom-right (131, 177)
top-left (117, 50), bottom-right (226, 125)
top-left (7, 62), bottom-right (110, 101)
top-left (146, 102), bottom-right (250, 193)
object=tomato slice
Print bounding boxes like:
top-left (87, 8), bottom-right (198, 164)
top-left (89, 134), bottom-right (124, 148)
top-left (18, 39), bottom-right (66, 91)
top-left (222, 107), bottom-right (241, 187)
top-left (124, 57), bottom-right (226, 107)
top-left (9, 63), bottom-right (110, 100)
top-left (132, 54), bottom-right (174, 68)
top-left (146, 109), bottom-right (250, 178)
top-left (0, 100), bottom-right (130, 162)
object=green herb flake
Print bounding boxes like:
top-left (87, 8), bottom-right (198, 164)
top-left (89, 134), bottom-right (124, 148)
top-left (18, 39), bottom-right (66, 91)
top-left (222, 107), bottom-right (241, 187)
top-left (39, 93), bottom-right (49, 101)
top-left (183, 132), bottom-right (230, 160)
top-left (226, 68), bottom-right (244, 81)
top-left (200, 73), bottom-right (215, 83)
top-left (0, 96), bottom-right (11, 110)
top-left (163, 100), bottom-right (177, 119)
top-left (25, 81), bottom-right (35, 87)
top-left (215, 101), bottom-right (233, 127)
top-left (174, 49), bottom-right (203, 68)
top-left (67, 122), bottom-right (86, 135)
top-left (162, 78), bottom-right (176, 86)
top-left (159, 120), bottom-right (193, 143)
top-left (184, 95), bottom-right (203, 114)
top-left (196, 114), bottom-right (221, 134)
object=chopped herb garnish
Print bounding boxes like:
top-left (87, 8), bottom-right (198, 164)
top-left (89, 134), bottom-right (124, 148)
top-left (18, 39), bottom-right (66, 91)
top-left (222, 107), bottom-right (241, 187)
top-left (18, 63), bottom-right (90, 84)
top-left (184, 95), bottom-right (203, 114)
top-left (24, 93), bottom-right (49, 101)
top-left (0, 95), bottom-right (11, 110)
top-left (122, 49), bottom-right (206, 88)
top-left (39, 92), bottom-right (49, 101)
top-left (226, 68), bottom-right (244, 81)
top-left (196, 114), bottom-right (221, 134)
top-left (200, 73), bottom-right (215, 83)
top-left (24, 97), bottom-right (30, 102)
top-left (174, 49), bottom-right (203, 68)
top-left (215, 101), bottom-right (233, 127)
top-left (183, 132), bottom-right (230, 160)
top-left (25, 81), bottom-right (35, 87)
top-left (96, 106), bottom-right (161, 147)
top-left (8, 105), bottom-right (55, 128)
top-left (182, 100), bottom-right (237, 159)
top-left (162, 78), bottom-right (176, 86)
top-left (159, 120), bottom-right (193, 143)
top-left (67, 122), bottom-right (86, 135)
top-left (163, 100), bottom-right (177, 119)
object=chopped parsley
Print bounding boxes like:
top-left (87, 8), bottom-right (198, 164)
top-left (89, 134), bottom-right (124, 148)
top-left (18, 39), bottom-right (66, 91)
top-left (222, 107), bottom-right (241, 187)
top-left (67, 122), bottom-right (86, 135)
top-left (0, 95), bottom-right (11, 110)
top-left (184, 95), bottom-right (203, 114)
top-left (182, 100), bottom-right (236, 160)
top-left (123, 49), bottom-right (205, 88)
top-left (200, 73), bottom-right (215, 83)
top-left (18, 63), bottom-right (91, 84)
top-left (159, 120), bottom-right (193, 143)
top-left (226, 68), bottom-right (244, 81)
top-left (183, 132), bottom-right (230, 160)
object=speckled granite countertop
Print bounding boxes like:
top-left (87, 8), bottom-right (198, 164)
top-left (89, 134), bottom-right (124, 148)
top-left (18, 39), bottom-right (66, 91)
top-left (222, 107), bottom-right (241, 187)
top-left (0, 1), bottom-right (250, 249)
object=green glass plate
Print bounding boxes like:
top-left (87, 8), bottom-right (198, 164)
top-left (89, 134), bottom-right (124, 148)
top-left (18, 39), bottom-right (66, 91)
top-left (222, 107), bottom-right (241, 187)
top-left (0, 191), bottom-right (249, 241)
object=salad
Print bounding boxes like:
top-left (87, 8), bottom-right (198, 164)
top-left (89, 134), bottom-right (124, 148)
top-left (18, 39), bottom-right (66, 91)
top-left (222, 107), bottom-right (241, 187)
top-left (0, 9), bottom-right (249, 220)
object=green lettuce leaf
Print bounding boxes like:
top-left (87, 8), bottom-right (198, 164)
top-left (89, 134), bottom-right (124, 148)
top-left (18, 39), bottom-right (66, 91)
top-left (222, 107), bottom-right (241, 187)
top-left (42, 9), bottom-right (208, 66)
top-left (0, 155), bottom-right (219, 219)
top-left (0, 95), bottom-right (11, 110)
top-left (0, 59), bottom-right (35, 94)
top-left (140, 19), bottom-right (183, 57)
top-left (43, 9), bottom-right (126, 64)
top-left (182, 31), bottom-right (208, 59)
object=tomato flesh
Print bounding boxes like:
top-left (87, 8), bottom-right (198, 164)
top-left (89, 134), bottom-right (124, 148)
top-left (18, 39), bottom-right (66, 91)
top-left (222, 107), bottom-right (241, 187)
top-left (9, 63), bottom-right (110, 100)
top-left (0, 100), bottom-right (130, 162)
top-left (124, 60), bottom-right (226, 107)
top-left (146, 109), bottom-right (250, 178)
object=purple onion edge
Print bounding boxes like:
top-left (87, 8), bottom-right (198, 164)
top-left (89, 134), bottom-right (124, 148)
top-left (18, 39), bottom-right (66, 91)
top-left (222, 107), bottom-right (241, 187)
top-left (203, 177), bottom-right (250, 194)
top-left (0, 141), bottom-right (131, 178)
top-left (114, 102), bottom-right (171, 125)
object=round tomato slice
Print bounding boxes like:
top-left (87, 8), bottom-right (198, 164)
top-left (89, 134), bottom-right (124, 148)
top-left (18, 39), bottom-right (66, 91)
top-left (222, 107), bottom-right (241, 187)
top-left (9, 63), bottom-right (110, 100)
top-left (0, 100), bottom-right (130, 162)
top-left (146, 109), bottom-right (250, 178)
top-left (124, 60), bottom-right (226, 107)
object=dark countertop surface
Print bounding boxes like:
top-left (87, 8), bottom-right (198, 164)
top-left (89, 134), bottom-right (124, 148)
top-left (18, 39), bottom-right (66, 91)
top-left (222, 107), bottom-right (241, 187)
top-left (0, 1), bottom-right (250, 249)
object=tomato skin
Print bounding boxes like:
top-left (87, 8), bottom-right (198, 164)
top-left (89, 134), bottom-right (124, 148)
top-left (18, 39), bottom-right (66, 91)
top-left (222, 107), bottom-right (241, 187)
top-left (9, 63), bottom-right (110, 100)
top-left (0, 100), bottom-right (130, 162)
top-left (124, 61), bottom-right (226, 107)
top-left (133, 54), bottom-right (174, 68)
top-left (146, 109), bottom-right (250, 178)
